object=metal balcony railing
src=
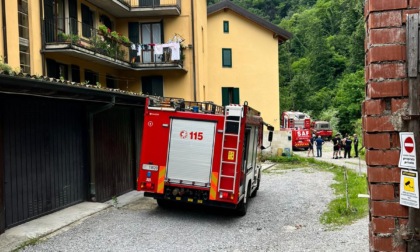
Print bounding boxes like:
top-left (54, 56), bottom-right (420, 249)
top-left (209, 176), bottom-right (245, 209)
top-left (117, 0), bottom-right (181, 8)
top-left (43, 18), bottom-right (183, 68)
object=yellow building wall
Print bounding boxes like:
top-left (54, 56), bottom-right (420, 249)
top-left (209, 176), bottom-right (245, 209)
top-left (0, 1), bottom-right (42, 75)
top-left (207, 10), bottom-right (281, 129)
top-left (4, 0), bottom-right (19, 71)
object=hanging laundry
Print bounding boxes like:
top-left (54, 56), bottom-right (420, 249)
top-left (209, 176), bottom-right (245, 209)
top-left (154, 44), bottom-right (163, 55)
top-left (169, 43), bottom-right (181, 61)
top-left (137, 44), bottom-right (142, 56)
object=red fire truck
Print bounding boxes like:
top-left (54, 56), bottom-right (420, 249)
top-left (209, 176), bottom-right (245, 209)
top-left (311, 120), bottom-right (333, 141)
top-left (137, 97), bottom-right (274, 216)
top-left (281, 111), bottom-right (311, 150)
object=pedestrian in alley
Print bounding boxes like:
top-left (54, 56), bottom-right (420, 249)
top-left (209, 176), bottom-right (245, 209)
top-left (315, 135), bottom-right (325, 157)
top-left (337, 133), bottom-right (343, 158)
top-left (353, 134), bottom-right (359, 158)
top-left (344, 134), bottom-right (352, 158)
top-left (332, 133), bottom-right (340, 159)
top-left (307, 134), bottom-right (316, 157)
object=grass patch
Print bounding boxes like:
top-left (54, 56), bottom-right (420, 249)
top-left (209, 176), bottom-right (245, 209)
top-left (264, 155), bottom-right (368, 226)
top-left (13, 237), bottom-right (40, 251)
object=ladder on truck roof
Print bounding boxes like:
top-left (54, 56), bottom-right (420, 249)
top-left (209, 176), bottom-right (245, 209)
top-left (218, 105), bottom-right (243, 195)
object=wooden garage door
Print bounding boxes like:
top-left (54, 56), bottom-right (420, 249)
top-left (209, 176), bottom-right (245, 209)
top-left (1, 95), bottom-right (87, 228)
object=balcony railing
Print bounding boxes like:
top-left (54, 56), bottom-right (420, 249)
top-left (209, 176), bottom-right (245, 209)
top-left (43, 18), bottom-right (183, 70)
top-left (85, 0), bottom-right (181, 17)
top-left (118, 0), bottom-right (180, 8)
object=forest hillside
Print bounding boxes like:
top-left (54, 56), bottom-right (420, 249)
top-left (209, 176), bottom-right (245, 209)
top-left (208, 0), bottom-right (365, 135)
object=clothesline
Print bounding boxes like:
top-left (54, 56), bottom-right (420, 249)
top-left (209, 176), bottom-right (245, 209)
top-left (130, 42), bottom-right (181, 61)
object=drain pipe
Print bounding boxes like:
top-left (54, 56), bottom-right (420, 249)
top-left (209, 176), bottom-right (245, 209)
top-left (191, 0), bottom-right (197, 101)
top-left (88, 96), bottom-right (115, 201)
top-left (2, 0), bottom-right (8, 63)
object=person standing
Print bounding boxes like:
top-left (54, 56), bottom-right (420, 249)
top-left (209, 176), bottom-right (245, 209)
top-left (337, 134), bottom-right (343, 158)
top-left (315, 135), bottom-right (325, 157)
top-left (307, 134), bottom-right (316, 157)
top-left (344, 134), bottom-right (352, 158)
top-left (353, 134), bottom-right (359, 158)
top-left (332, 134), bottom-right (340, 159)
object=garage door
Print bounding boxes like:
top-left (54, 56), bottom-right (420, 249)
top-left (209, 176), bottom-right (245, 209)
top-left (1, 95), bottom-right (87, 228)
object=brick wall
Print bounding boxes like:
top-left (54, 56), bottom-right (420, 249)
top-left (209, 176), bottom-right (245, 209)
top-left (364, 0), bottom-right (419, 251)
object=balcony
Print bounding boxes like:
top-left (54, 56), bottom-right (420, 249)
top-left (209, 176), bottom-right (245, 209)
top-left (42, 18), bottom-right (184, 71)
top-left (85, 0), bottom-right (181, 18)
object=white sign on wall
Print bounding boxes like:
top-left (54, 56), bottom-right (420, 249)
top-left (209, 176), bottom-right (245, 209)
top-left (400, 170), bottom-right (419, 209)
top-left (399, 132), bottom-right (417, 169)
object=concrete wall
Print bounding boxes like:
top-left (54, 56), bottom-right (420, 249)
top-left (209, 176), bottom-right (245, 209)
top-left (262, 130), bottom-right (293, 157)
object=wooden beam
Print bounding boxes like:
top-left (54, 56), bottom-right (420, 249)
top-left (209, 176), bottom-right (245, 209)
top-left (407, 13), bottom-right (420, 252)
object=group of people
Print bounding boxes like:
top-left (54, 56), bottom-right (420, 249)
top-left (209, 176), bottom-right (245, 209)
top-left (332, 133), bottom-right (359, 159)
top-left (307, 133), bottom-right (359, 159)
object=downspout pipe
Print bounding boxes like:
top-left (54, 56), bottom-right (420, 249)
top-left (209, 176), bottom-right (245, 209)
top-left (191, 0), bottom-right (197, 101)
top-left (2, 0), bottom-right (8, 63)
top-left (88, 96), bottom-right (115, 201)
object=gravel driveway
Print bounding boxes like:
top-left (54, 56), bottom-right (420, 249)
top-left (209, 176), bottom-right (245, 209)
top-left (22, 166), bottom-right (369, 252)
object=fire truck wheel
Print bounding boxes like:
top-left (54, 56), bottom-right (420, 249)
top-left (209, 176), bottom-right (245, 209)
top-left (156, 199), bottom-right (170, 208)
top-left (236, 184), bottom-right (251, 216)
top-left (251, 171), bottom-right (261, 198)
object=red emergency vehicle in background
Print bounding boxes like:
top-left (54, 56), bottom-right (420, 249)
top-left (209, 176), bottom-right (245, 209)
top-left (311, 120), bottom-right (333, 141)
top-left (281, 111), bottom-right (312, 150)
top-left (137, 97), bottom-right (274, 216)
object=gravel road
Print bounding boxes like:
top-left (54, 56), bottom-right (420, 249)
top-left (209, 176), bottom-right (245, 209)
top-left (22, 165), bottom-right (369, 252)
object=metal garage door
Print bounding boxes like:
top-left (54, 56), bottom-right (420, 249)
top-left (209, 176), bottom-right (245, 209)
top-left (1, 95), bottom-right (87, 228)
top-left (93, 107), bottom-right (136, 202)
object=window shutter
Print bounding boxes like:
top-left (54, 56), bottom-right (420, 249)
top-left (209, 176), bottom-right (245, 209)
top-left (44, 0), bottom-right (54, 42)
top-left (222, 87), bottom-right (229, 106)
top-left (68, 0), bottom-right (78, 35)
top-left (233, 88), bottom-right (240, 104)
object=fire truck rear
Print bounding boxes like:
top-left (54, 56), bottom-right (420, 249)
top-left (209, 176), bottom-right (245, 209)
top-left (137, 97), bottom-right (273, 216)
top-left (281, 111), bottom-right (311, 150)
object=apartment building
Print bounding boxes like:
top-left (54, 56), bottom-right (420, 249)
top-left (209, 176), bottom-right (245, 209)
top-left (0, 0), bottom-right (290, 232)
top-left (1, 0), bottom-right (206, 98)
top-left (207, 1), bottom-right (291, 128)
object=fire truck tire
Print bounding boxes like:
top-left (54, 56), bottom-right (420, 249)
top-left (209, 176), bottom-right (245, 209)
top-left (251, 171), bottom-right (261, 198)
top-left (236, 184), bottom-right (251, 216)
top-left (156, 199), bottom-right (170, 208)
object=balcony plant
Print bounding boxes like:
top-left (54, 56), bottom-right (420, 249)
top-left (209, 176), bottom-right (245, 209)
top-left (57, 32), bottom-right (80, 44)
top-left (98, 24), bottom-right (110, 36)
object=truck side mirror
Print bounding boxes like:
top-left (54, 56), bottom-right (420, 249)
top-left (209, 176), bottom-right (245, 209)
top-left (268, 131), bottom-right (273, 142)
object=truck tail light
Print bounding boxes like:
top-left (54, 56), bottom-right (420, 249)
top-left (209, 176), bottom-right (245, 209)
top-left (140, 182), bottom-right (155, 190)
top-left (220, 192), bottom-right (233, 200)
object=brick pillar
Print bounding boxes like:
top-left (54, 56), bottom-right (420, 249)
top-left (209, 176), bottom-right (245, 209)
top-left (363, 0), bottom-right (420, 251)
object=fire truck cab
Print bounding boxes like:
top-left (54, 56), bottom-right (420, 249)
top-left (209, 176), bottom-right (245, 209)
top-left (137, 97), bottom-right (273, 216)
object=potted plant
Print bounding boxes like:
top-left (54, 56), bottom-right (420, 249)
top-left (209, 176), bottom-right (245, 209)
top-left (98, 24), bottom-right (110, 36)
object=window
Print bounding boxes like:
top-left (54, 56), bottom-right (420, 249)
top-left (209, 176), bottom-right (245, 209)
top-left (142, 76), bottom-right (163, 96)
top-left (221, 87), bottom-right (240, 106)
top-left (222, 48), bottom-right (232, 68)
top-left (106, 75), bottom-right (117, 89)
top-left (84, 69), bottom-right (98, 85)
top-left (141, 22), bottom-right (163, 63)
top-left (71, 65), bottom-right (80, 83)
top-left (81, 4), bottom-right (94, 38)
top-left (223, 21), bottom-right (229, 33)
top-left (18, 0), bottom-right (30, 73)
top-left (46, 59), bottom-right (68, 79)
